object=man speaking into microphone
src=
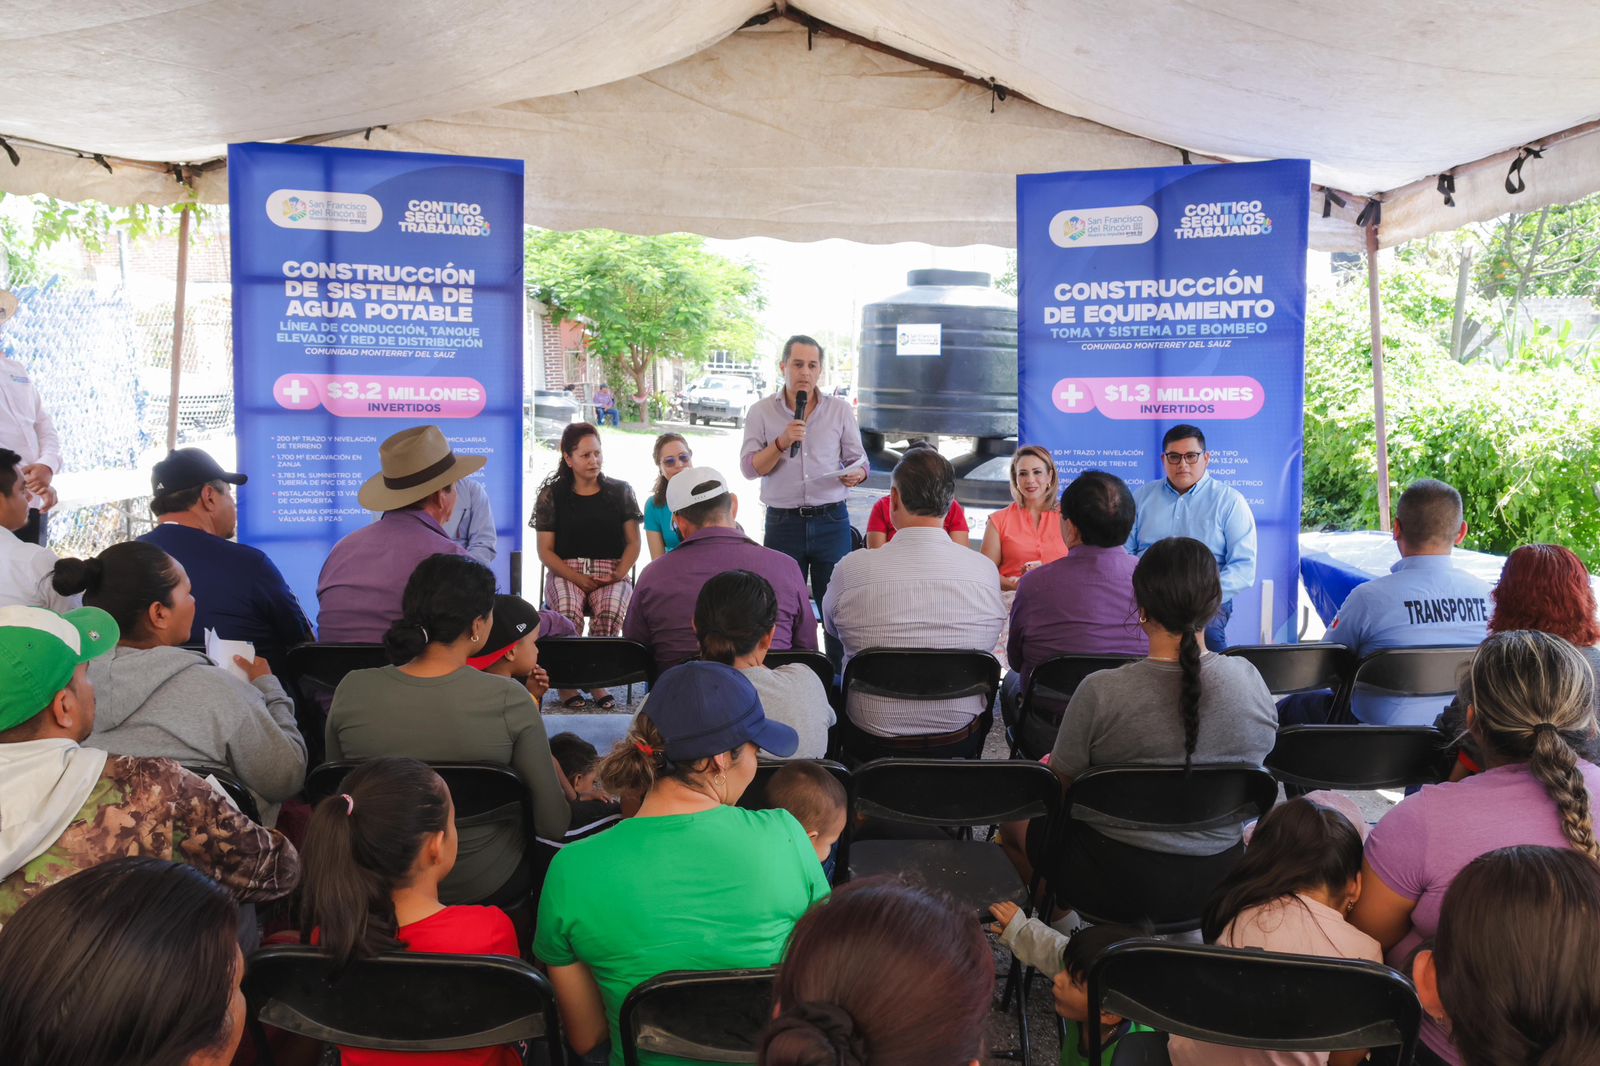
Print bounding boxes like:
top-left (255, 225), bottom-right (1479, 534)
top-left (740, 334), bottom-right (867, 666)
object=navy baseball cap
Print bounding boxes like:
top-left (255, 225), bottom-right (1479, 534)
top-left (151, 448), bottom-right (247, 496)
top-left (647, 661), bottom-right (798, 761)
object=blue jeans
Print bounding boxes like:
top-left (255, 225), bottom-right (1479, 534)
top-left (595, 407), bottom-right (620, 427)
top-left (764, 502), bottom-right (851, 667)
top-left (1205, 599), bottom-right (1234, 652)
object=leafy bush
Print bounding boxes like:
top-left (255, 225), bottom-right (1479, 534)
top-left (1304, 259), bottom-right (1600, 567)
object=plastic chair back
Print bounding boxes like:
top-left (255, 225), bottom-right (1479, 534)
top-left (536, 636), bottom-right (654, 689)
top-left (286, 642), bottom-right (391, 696)
top-left (620, 968), bottom-right (777, 1066)
top-left (1351, 645), bottom-right (1476, 696)
top-left (1014, 654), bottom-right (1139, 757)
top-left (182, 763), bottom-right (263, 824)
top-left (762, 648), bottom-right (839, 707)
top-left (305, 762), bottom-right (525, 825)
top-left (245, 946), bottom-right (561, 1064)
top-left (1224, 643), bottom-right (1355, 696)
top-left (1064, 764), bottom-right (1277, 834)
top-left (282, 642), bottom-right (389, 765)
top-left (1050, 765), bottom-right (1276, 932)
top-left (1267, 725), bottom-right (1453, 791)
top-left (842, 648), bottom-right (1001, 704)
top-left (1087, 939), bottom-right (1421, 1065)
top-left (851, 757), bottom-right (1058, 828)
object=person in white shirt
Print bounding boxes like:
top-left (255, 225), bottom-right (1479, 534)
top-left (0, 448), bottom-right (76, 612)
top-left (823, 447), bottom-right (1004, 758)
top-left (0, 290), bottom-right (62, 546)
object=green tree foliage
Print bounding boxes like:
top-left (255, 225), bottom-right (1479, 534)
top-left (1303, 253), bottom-right (1600, 566)
top-left (0, 192), bottom-right (198, 288)
top-left (524, 230), bottom-right (764, 422)
top-left (1473, 197), bottom-right (1600, 301)
top-left (995, 251), bottom-right (1017, 297)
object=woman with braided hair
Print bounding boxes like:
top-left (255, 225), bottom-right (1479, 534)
top-left (534, 662), bottom-right (830, 1065)
top-left (1006, 537), bottom-right (1278, 913)
top-left (759, 877), bottom-right (992, 1066)
top-left (1354, 629), bottom-right (1600, 1066)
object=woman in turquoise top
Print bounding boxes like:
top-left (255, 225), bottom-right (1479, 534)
top-left (643, 433), bottom-right (692, 559)
top-left (534, 662), bottom-right (830, 1066)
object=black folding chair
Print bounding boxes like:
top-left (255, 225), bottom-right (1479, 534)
top-left (284, 642), bottom-right (390, 766)
top-left (182, 763), bottom-right (264, 824)
top-left (620, 968), bottom-right (776, 1066)
top-left (763, 648), bottom-right (841, 711)
top-left (1007, 654), bottom-right (1139, 759)
top-left (848, 757), bottom-right (1057, 1062)
top-left (245, 946), bottom-right (564, 1066)
top-left (849, 758), bottom-right (1056, 907)
top-left (1336, 645), bottom-right (1477, 721)
top-left (1224, 642), bottom-right (1355, 698)
top-left (738, 759), bottom-right (852, 885)
top-left (840, 648), bottom-right (1000, 760)
top-left (304, 762), bottom-right (530, 909)
top-left (1267, 724), bottom-right (1453, 791)
top-left (536, 636), bottom-right (654, 699)
top-left (1086, 939), bottom-right (1422, 1065)
top-left (1046, 765), bottom-right (1277, 933)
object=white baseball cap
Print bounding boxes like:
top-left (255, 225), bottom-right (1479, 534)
top-left (666, 465), bottom-right (731, 513)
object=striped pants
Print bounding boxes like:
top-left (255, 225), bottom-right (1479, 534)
top-left (546, 558), bottom-right (632, 636)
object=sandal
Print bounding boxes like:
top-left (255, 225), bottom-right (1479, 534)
top-left (593, 694), bottom-right (617, 710)
top-left (561, 694), bottom-right (588, 710)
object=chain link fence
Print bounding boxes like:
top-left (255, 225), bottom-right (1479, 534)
top-left (2, 281), bottom-right (234, 560)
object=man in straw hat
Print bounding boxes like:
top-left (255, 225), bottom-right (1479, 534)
top-left (316, 425), bottom-right (486, 642)
top-left (0, 290), bottom-right (62, 546)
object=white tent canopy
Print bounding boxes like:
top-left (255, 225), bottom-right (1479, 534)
top-left (5, 1), bottom-right (1600, 250)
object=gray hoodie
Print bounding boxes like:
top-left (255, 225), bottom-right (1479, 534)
top-left (86, 646), bottom-right (306, 804)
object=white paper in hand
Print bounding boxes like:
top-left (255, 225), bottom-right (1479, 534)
top-left (801, 458), bottom-right (868, 485)
top-left (205, 628), bottom-right (257, 683)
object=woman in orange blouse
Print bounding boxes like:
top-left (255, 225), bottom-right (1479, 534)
top-left (982, 445), bottom-right (1068, 590)
top-left (982, 446), bottom-right (1068, 656)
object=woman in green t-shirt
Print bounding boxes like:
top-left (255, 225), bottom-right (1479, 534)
top-left (534, 662), bottom-right (831, 1066)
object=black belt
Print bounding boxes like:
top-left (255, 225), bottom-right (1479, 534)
top-left (768, 502), bottom-right (844, 518)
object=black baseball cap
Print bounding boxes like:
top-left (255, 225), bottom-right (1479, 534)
top-left (468, 595), bottom-right (542, 670)
top-left (151, 448), bottom-right (247, 496)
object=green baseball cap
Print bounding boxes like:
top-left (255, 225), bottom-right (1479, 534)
top-left (0, 605), bottom-right (119, 732)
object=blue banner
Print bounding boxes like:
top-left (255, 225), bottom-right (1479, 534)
top-left (1017, 160), bottom-right (1309, 643)
top-left (229, 143), bottom-right (524, 625)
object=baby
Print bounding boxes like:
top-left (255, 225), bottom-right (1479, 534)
top-left (768, 761), bottom-right (847, 864)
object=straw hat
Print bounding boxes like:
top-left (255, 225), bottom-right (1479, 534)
top-left (0, 290), bottom-right (18, 331)
top-left (357, 425), bottom-right (486, 511)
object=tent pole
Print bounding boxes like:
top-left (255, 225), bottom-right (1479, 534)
top-left (165, 205), bottom-right (193, 453)
top-left (1365, 222), bottom-right (1392, 532)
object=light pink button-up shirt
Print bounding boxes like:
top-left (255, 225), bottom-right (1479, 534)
top-left (739, 391), bottom-right (866, 508)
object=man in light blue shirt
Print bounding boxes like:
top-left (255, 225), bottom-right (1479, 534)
top-left (443, 475), bottom-right (497, 565)
top-left (1127, 424), bottom-right (1257, 650)
top-left (1325, 478), bottom-right (1489, 724)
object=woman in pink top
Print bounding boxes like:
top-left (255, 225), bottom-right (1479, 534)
top-left (1353, 630), bottom-right (1600, 1066)
top-left (1169, 797), bottom-right (1379, 1066)
top-left (982, 446), bottom-right (1067, 655)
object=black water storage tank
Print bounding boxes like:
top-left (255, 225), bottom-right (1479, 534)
top-left (859, 269), bottom-right (1016, 439)
top-left (857, 270), bottom-right (1017, 504)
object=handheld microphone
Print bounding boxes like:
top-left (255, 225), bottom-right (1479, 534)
top-left (790, 390), bottom-right (808, 457)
